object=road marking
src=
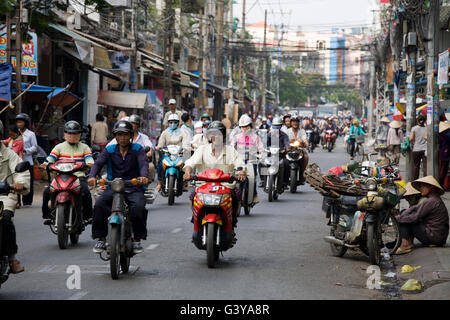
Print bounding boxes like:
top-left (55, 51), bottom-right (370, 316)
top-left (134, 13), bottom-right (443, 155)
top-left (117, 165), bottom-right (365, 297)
top-left (146, 244), bottom-right (159, 250)
top-left (67, 291), bottom-right (88, 300)
top-left (171, 228), bottom-right (182, 233)
top-left (39, 265), bottom-right (57, 273)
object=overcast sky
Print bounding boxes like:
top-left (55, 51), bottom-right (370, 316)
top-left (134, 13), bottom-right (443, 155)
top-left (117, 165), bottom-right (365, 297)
top-left (233, 0), bottom-right (380, 32)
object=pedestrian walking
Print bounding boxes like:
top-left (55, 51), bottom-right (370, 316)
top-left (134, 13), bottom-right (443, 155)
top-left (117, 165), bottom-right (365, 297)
top-left (387, 120), bottom-right (403, 165)
top-left (376, 116), bottom-right (390, 157)
top-left (15, 113), bottom-right (38, 207)
top-left (91, 113), bottom-right (109, 150)
top-left (410, 114), bottom-right (427, 180)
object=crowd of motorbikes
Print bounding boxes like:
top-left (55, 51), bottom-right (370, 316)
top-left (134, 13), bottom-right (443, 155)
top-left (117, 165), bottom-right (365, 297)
top-left (0, 116), bottom-right (399, 289)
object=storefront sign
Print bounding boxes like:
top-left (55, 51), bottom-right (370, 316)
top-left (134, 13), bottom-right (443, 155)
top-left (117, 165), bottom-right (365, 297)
top-left (438, 50), bottom-right (449, 85)
top-left (0, 28), bottom-right (38, 76)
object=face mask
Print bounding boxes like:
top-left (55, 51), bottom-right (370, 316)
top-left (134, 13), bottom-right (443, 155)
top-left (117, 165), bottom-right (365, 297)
top-left (272, 125), bottom-right (281, 130)
top-left (169, 122), bottom-right (178, 130)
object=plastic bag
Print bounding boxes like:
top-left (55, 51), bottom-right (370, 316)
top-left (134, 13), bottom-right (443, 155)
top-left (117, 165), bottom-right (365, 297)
top-left (401, 265), bottom-right (421, 273)
top-left (328, 166), bottom-right (344, 176)
top-left (401, 279), bottom-right (422, 291)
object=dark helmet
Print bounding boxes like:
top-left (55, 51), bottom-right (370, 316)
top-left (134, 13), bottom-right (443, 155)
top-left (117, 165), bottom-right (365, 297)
top-left (112, 120), bottom-right (133, 135)
top-left (290, 116), bottom-right (300, 122)
top-left (16, 113), bottom-right (30, 124)
top-left (207, 121), bottom-right (226, 141)
top-left (64, 120), bottom-right (83, 134)
top-left (128, 114), bottom-right (141, 125)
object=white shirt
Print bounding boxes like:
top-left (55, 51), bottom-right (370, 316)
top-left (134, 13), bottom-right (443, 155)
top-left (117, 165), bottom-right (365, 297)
top-left (107, 132), bottom-right (153, 149)
top-left (184, 144), bottom-right (245, 189)
top-left (21, 128), bottom-right (38, 165)
top-left (286, 128), bottom-right (307, 141)
top-left (181, 123), bottom-right (193, 142)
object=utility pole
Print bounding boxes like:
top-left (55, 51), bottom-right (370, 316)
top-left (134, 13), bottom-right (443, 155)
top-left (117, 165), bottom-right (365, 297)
top-left (198, 7), bottom-right (205, 112)
top-left (426, 0), bottom-right (440, 180)
top-left (163, 0), bottom-right (174, 115)
top-left (227, 0), bottom-right (234, 123)
top-left (129, 0), bottom-right (137, 92)
top-left (368, 59), bottom-right (375, 138)
top-left (6, 2), bottom-right (23, 113)
top-left (260, 10), bottom-right (267, 117)
top-left (214, 0), bottom-right (225, 121)
top-left (405, 25), bottom-right (417, 182)
top-left (239, 0), bottom-right (246, 116)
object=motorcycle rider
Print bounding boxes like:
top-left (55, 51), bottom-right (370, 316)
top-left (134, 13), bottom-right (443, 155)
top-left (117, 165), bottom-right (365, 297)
top-left (40, 121), bottom-right (94, 226)
top-left (304, 118), bottom-right (319, 148)
top-left (262, 116), bottom-right (291, 188)
top-left (163, 98), bottom-right (184, 130)
top-left (281, 114), bottom-right (291, 134)
top-left (107, 114), bottom-right (155, 182)
top-left (183, 121), bottom-right (246, 231)
top-left (0, 120), bottom-right (29, 274)
top-left (88, 120), bottom-right (149, 254)
top-left (155, 114), bottom-right (189, 192)
top-left (192, 121), bottom-right (209, 150)
top-left (347, 119), bottom-right (366, 160)
top-left (230, 114), bottom-right (263, 204)
top-left (320, 117), bottom-right (338, 148)
top-left (259, 117), bottom-right (270, 130)
top-left (286, 116), bottom-right (309, 185)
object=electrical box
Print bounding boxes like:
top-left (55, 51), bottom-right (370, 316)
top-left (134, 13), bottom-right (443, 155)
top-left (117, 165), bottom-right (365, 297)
top-left (408, 32), bottom-right (417, 46)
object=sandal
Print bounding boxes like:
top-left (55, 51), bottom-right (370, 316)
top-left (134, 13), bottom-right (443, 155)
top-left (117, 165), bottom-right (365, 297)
top-left (394, 247), bottom-right (412, 255)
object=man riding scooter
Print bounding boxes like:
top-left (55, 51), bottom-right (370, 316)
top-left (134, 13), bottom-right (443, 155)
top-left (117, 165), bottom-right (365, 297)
top-left (285, 116), bottom-right (309, 185)
top-left (40, 121), bottom-right (94, 226)
top-left (0, 120), bottom-right (30, 274)
top-left (320, 118), bottom-right (338, 149)
top-left (183, 121), bottom-right (246, 236)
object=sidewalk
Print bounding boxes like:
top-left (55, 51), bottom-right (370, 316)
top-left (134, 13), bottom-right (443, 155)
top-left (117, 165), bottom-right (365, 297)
top-left (393, 155), bottom-right (450, 299)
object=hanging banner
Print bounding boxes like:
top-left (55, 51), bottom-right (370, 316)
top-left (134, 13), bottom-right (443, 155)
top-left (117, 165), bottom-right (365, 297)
top-left (0, 28), bottom-right (38, 76)
top-left (0, 63), bottom-right (13, 101)
top-left (438, 50), bottom-right (449, 85)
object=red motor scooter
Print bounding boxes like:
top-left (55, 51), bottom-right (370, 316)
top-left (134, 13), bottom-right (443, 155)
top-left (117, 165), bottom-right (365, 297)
top-left (190, 169), bottom-right (237, 268)
top-left (48, 160), bottom-right (87, 249)
top-left (325, 129), bottom-right (335, 152)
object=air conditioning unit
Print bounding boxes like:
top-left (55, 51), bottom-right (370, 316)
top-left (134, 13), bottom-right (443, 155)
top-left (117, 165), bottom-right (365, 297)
top-left (66, 10), bottom-right (82, 30)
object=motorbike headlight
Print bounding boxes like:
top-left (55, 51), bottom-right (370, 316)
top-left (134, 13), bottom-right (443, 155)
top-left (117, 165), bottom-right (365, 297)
top-left (197, 193), bottom-right (222, 206)
top-left (55, 163), bottom-right (75, 172)
top-left (366, 179), bottom-right (378, 191)
top-left (170, 155), bottom-right (177, 161)
top-left (111, 179), bottom-right (125, 193)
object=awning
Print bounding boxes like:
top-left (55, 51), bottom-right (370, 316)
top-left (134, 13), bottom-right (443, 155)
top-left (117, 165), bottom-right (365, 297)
top-left (207, 82), bottom-right (229, 92)
top-left (12, 82), bottom-right (81, 106)
top-left (97, 90), bottom-right (147, 109)
top-left (89, 66), bottom-right (122, 81)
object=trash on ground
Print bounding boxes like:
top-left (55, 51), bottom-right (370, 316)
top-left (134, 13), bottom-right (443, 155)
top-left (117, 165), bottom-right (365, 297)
top-left (385, 271), bottom-right (396, 278)
top-left (401, 279), bottom-right (422, 291)
top-left (401, 265), bottom-right (422, 273)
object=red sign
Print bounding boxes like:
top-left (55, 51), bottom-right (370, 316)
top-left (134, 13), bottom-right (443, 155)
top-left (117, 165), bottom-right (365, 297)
top-left (380, 0), bottom-right (390, 3)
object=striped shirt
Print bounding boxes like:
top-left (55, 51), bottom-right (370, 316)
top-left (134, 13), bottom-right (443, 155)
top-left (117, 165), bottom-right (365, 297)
top-left (46, 141), bottom-right (94, 177)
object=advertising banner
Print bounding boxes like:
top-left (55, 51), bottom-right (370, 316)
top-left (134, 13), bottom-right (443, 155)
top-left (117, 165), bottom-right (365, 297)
top-left (0, 28), bottom-right (38, 76)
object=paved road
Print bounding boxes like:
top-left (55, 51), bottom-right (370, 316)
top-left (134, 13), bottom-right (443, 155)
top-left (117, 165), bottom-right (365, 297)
top-left (0, 137), bottom-right (386, 300)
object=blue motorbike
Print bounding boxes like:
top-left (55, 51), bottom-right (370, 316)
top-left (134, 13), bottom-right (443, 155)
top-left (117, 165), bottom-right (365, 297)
top-left (160, 145), bottom-right (184, 205)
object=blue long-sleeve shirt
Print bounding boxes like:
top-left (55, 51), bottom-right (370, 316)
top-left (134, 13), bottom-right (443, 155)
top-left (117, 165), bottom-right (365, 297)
top-left (89, 143), bottom-right (149, 191)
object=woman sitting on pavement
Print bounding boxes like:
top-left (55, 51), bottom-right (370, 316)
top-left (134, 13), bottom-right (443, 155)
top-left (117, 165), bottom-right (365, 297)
top-left (395, 176), bottom-right (449, 255)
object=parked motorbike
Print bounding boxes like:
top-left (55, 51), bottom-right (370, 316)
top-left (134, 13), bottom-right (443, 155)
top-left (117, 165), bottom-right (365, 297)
top-left (259, 147), bottom-right (285, 202)
top-left (286, 139), bottom-right (307, 193)
top-left (323, 172), bottom-right (402, 265)
top-left (190, 169), bottom-right (237, 268)
top-left (96, 177), bottom-right (144, 279)
top-left (0, 161), bottom-right (30, 289)
top-left (47, 160), bottom-right (89, 249)
top-left (325, 129), bottom-right (335, 152)
top-left (160, 145), bottom-right (184, 205)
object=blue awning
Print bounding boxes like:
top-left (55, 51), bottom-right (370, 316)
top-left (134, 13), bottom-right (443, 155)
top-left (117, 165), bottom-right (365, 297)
top-left (12, 82), bottom-right (81, 106)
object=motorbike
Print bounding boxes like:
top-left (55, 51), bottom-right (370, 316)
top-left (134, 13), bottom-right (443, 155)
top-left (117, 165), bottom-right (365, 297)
top-left (0, 161), bottom-right (30, 289)
top-left (96, 177), bottom-right (144, 279)
top-left (323, 172), bottom-right (402, 265)
top-left (325, 129), bottom-right (335, 152)
top-left (306, 130), bottom-right (316, 153)
top-left (47, 160), bottom-right (89, 249)
top-left (259, 147), bottom-right (285, 202)
top-left (239, 151), bottom-right (257, 215)
top-left (286, 139), bottom-right (307, 193)
top-left (160, 145), bottom-right (184, 205)
top-left (190, 169), bottom-right (237, 268)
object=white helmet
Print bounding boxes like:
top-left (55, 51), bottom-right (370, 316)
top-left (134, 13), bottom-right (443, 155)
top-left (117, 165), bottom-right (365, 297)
top-left (168, 114), bottom-right (180, 122)
top-left (194, 121), bottom-right (203, 129)
top-left (239, 114), bottom-right (252, 127)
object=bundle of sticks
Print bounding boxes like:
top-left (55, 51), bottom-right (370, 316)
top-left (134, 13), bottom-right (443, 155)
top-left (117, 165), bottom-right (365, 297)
top-left (304, 163), bottom-right (367, 198)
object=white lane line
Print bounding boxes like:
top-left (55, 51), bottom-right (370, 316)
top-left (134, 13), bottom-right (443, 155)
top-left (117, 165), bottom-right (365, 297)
top-left (39, 265), bottom-right (57, 273)
top-left (146, 244), bottom-right (159, 250)
top-left (67, 291), bottom-right (89, 300)
top-left (171, 228), bottom-right (182, 234)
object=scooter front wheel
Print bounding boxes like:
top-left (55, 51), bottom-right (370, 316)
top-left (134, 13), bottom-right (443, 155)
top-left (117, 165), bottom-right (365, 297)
top-left (168, 175), bottom-right (175, 205)
top-left (206, 223), bottom-right (218, 268)
top-left (57, 203), bottom-right (69, 249)
top-left (110, 225), bottom-right (121, 279)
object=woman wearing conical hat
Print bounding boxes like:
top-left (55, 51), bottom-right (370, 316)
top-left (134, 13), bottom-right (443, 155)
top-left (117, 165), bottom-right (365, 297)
top-left (387, 120), bottom-right (404, 165)
top-left (395, 176), bottom-right (449, 254)
top-left (376, 116), bottom-right (390, 157)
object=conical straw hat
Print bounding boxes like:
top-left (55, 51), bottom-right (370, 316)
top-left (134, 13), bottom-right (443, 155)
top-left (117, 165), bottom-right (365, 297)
top-left (381, 116), bottom-right (390, 123)
top-left (403, 182), bottom-right (421, 197)
top-left (411, 176), bottom-right (445, 195)
top-left (389, 120), bottom-right (402, 129)
top-left (439, 121), bottom-right (450, 133)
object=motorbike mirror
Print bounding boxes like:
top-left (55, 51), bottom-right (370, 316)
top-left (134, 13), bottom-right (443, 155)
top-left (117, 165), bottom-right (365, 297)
top-left (144, 146), bottom-right (151, 153)
top-left (15, 161), bottom-right (30, 173)
top-left (91, 145), bottom-right (102, 153)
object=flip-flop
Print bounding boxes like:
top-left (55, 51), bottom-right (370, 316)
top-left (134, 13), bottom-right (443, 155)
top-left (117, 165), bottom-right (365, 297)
top-left (394, 247), bottom-right (412, 255)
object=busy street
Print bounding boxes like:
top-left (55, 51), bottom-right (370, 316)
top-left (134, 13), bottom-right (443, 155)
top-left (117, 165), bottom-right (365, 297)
top-left (0, 137), bottom-right (386, 300)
